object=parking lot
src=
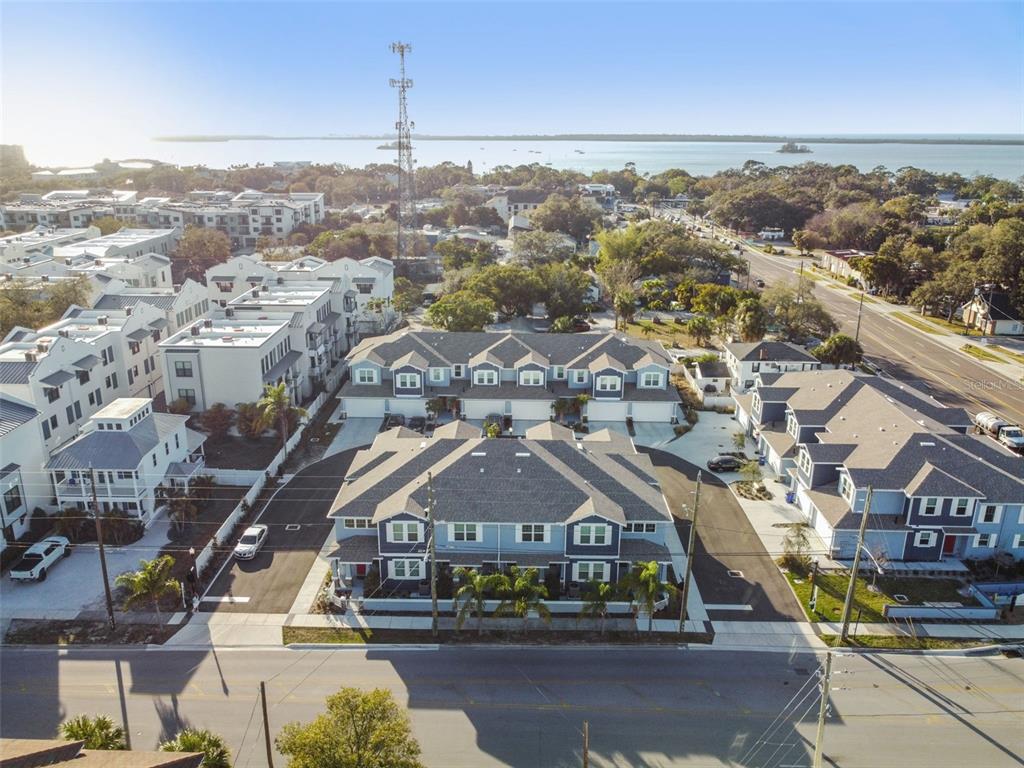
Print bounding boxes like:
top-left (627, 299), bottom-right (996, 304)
top-left (200, 449), bottom-right (359, 614)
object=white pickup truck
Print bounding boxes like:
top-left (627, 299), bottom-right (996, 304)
top-left (8, 536), bottom-right (71, 582)
top-left (974, 412), bottom-right (1024, 454)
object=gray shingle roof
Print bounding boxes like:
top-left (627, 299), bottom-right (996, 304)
top-left (46, 413), bottom-right (186, 470)
top-left (726, 341), bottom-right (818, 363)
top-left (0, 398), bottom-right (37, 438)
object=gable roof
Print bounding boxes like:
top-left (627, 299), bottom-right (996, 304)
top-left (46, 413), bottom-right (189, 470)
top-left (726, 340), bottom-right (818, 363)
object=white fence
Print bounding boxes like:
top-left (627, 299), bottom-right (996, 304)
top-left (680, 365), bottom-right (734, 409)
top-left (883, 605), bottom-right (1001, 621)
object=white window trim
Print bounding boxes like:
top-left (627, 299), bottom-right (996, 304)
top-left (575, 523), bottom-right (611, 546)
top-left (595, 375), bottom-right (620, 392)
top-left (355, 368), bottom-right (378, 385)
top-left (451, 522), bottom-right (480, 542)
top-left (453, 364), bottom-right (465, 378)
top-left (952, 498), bottom-right (971, 517)
top-left (979, 505), bottom-right (1002, 525)
top-left (914, 530), bottom-right (937, 548)
top-left (572, 370), bottom-right (586, 384)
top-left (386, 521), bottom-right (422, 543)
top-left (974, 533), bottom-right (995, 548)
top-left (473, 369), bottom-right (497, 386)
top-left (921, 498), bottom-right (939, 516)
top-left (429, 368), bottom-right (445, 383)
top-left (519, 370), bottom-right (543, 386)
top-left (343, 518), bottom-right (371, 529)
top-left (553, 366), bottom-right (566, 380)
top-left (388, 558), bottom-right (424, 580)
top-left (515, 524), bottom-right (550, 543)
top-left (640, 371), bottom-right (663, 388)
top-left (1014, 534), bottom-right (1023, 549)
top-left (395, 372), bottom-right (421, 389)
top-left (572, 561), bottom-right (610, 582)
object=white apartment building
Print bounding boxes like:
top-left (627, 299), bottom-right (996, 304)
top-left (93, 278), bottom-right (210, 335)
top-left (484, 188), bottom-right (550, 224)
top-left (53, 228), bottom-right (180, 261)
top-left (0, 190), bottom-right (137, 230)
top-left (0, 397), bottom-right (49, 551)
top-left (0, 303), bottom-right (167, 453)
top-left (159, 313), bottom-right (301, 412)
top-left (0, 226), bottom-right (101, 266)
top-left (46, 398), bottom-right (206, 526)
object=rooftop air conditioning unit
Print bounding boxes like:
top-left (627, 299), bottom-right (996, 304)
top-left (190, 325), bottom-right (200, 336)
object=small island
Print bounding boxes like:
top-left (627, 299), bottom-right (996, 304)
top-left (777, 141), bottom-right (812, 154)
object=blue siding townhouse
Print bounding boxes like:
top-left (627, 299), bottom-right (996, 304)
top-left (734, 369), bottom-right (1024, 566)
top-left (327, 420), bottom-right (677, 597)
top-left (337, 330), bottom-right (679, 426)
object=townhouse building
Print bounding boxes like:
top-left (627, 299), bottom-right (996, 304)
top-left (724, 340), bottom-right (822, 393)
top-left (52, 228), bottom-right (179, 261)
top-left (0, 190), bottom-right (137, 231)
top-left (339, 330), bottom-right (679, 425)
top-left (159, 313), bottom-right (302, 412)
top-left (0, 397), bottom-right (49, 551)
top-left (328, 422), bottom-right (675, 594)
top-left (484, 188), bottom-right (550, 224)
top-left (93, 278), bottom-right (210, 335)
top-left (46, 397), bottom-right (206, 526)
top-left (733, 369), bottom-right (1024, 565)
top-left (0, 226), bottom-right (100, 265)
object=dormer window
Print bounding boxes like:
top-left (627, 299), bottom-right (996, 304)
top-left (396, 372), bottom-right (420, 389)
top-left (474, 369), bottom-right (497, 386)
top-left (640, 371), bottom-right (663, 388)
top-left (519, 370), bottom-right (543, 386)
top-left (355, 368), bottom-right (378, 385)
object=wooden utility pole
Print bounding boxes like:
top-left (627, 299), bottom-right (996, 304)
top-left (677, 471), bottom-right (702, 635)
top-left (90, 466), bottom-right (116, 631)
top-left (839, 485), bottom-right (873, 645)
top-left (582, 720), bottom-right (589, 768)
top-left (812, 651), bottom-right (833, 768)
top-left (427, 471), bottom-right (439, 638)
top-left (260, 681), bottom-right (274, 768)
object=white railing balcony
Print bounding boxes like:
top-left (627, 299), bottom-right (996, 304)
top-left (56, 479), bottom-right (142, 500)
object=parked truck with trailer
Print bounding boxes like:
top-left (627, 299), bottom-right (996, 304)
top-left (974, 411), bottom-right (1024, 454)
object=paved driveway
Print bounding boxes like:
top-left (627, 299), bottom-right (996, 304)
top-left (323, 417), bottom-right (381, 457)
top-left (0, 522), bottom-right (170, 619)
top-left (638, 447), bottom-right (805, 622)
top-left (200, 449), bottom-right (359, 614)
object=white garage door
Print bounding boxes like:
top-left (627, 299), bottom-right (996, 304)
top-left (586, 400), bottom-right (629, 421)
top-left (510, 400), bottom-right (553, 420)
top-left (463, 400), bottom-right (499, 420)
top-left (629, 402), bottom-right (675, 423)
top-left (343, 398), bottom-right (385, 417)
top-left (386, 399), bottom-right (427, 418)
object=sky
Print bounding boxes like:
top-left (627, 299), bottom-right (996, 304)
top-left (2, 1), bottom-right (1022, 165)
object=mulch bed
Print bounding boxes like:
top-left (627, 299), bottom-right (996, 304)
top-left (203, 436), bottom-right (283, 470)
top-left (4, 619), bottom-right (178, 645)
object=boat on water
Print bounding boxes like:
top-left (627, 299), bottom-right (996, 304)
top-left (574, 149), bottom-right (585, 154)
top-left (377, 141), bottom-right (400, 150)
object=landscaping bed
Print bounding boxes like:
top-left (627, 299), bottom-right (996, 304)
top-left (4, 619), bottom-right (178, 646)
top-left (732, 481), bottom-right (773, 501)
top-left (203, 435), bottom-right (282, 470)
top-left (819, 634), bottom-right (990, 651)
top-left (961, 343), bottom-right (1006, 363)
top-left (283, 626), bottom-right (713, 646)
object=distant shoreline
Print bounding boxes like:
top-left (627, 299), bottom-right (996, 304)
top-left (153, 133), bottom-right (1024, 146)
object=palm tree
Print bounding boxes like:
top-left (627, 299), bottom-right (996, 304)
top-left (579, 580), bottom-right (616, 635)
top-left (115, 555), bottom-right (180, 618)
top-left (453, 568), bottom-right (498, 636)
top-left (157, 485), bottom-right (198, 534)
top-left (60, 715), bottom-right (126, 750)
top-left (160, 728), bottom-right (231, 768)
top-left (257, 382), bottom-right (307, 451)
top-left (687, 316), bottom-right (714, 347)
top-left (732, 429), bottom-right (747, 452)
top-left (494, 566), bottom-right (551, 633)
top-left (624, 561), bottom-right (677, 633)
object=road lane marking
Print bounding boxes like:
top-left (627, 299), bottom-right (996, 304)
top-left (201, 596), bottom-right (251, 603)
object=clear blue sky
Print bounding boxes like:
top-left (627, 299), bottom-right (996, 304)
top-left (2, 1), bottom-right (1022, 158)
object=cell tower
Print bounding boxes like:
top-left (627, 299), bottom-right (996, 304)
top-left (389, 42), bottom-right (416, 264)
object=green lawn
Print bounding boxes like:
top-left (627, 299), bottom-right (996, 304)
top-left (623, 320), bottom-right (699, 348)
top-left (919, 315), bottom-right (982, 336)
top-left (820, 635), bottom-right (989, 650)
top-left (990, 345), bottom-right (1024, 366)
top-left (784, 571), bottom-right (972, 623)
top-left (961, 343), bottom-right (1007, 363)
top-left (892, 312), bottom-right (945, 335)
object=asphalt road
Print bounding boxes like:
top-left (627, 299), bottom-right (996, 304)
top-left (201, 449), bottom-right (359, 614)
top-left (641, 447), bottom-right (806, 623)
top-left (2, 645), bottom-right (1021, 768)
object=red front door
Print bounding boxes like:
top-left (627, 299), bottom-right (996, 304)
top-left (942, 535), bottom-right (956, 555)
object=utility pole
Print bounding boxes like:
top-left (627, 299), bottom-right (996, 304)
top-left (677, 471), bottom-right (702, 634)
top-left (812, 651), bottom-right (833, 768)
top-left (389, 42), bottom-right (416, 265)
top-left (427, 471), bottom-right (439, 638)
top-left (582, 720), bottom-right (589, 768)
top-left (854, 288), bottom-right (866, 346)
top-left (90, 466), bottom-right (116, 631)
top-left (839, 485), bottom-right (873, 644)
top-left (260, 681), bottom-right (274, 768)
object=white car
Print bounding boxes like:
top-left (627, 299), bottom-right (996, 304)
top-left (9, 536), bottom-right (71, 582)
top-left (233, 524), bottom-right (268, 560)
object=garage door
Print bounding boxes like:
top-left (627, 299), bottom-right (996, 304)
top-left (343, 398), bottom-right (385, 417)
top-left (586, 400), bottom-right (629, 421)
top-left (629, 402), bottom-right (675, 423)
top-left (463, 400), bottom-right (499, 420)
top-left (386, 399), bottom-right (427, 418)
top-left (510, 400), bottom-right (553, 420)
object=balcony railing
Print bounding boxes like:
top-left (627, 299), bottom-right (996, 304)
top-left (55, 479), bottom-right (141, 500)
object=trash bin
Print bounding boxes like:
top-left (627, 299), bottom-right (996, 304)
top-left (758, 455), bottom-right (766, 466)
top-left (785, 491), bottom-right (796, 504)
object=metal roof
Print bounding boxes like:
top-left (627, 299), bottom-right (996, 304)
top-left (0, 398), bottom-right (37, 438)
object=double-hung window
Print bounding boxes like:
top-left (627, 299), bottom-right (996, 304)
top-left (388, 521), bottom-right (421, 543)
top-left (518, 524), bottom-right (548, 543)
top-left (980, 505), bottom-right (1001, 524)
top-left (396, 372), bottom-right (420, 389)
top-left (595, 375), bottom-right (619, 392)
top-left (453, 364), bottom-right (465, 378)
top-left (953, 498), bottom-right (971, 517)
top-left (474, 369), bottom-right (497, 386)
top-left (519, 370), bottom-right (543, 386)
top-left (343, 518), bottom-right (371, 529)
top-left (553, 366), bottom-right (565, 379)
top-left (452, 523), bottom-right (479, 542)
top-left (429, 368), bottom-right (445, 383)
top-left (389, 559), bottom-right (423, 580)
top-left (572, 370), bottom-right (587, 384)
top-left (355, 368), bottom-right (377, 385)
top-left (640, 371), bottom-right (663, 388)
top-left (574, 561), bottom-right (609, 582)
top-left (975, 533), bottom-right (995, 548)
top-left (576, 524), bottom-right (610, 546)
top-left (914, 530), bottom-right (938, 548)
top-left (922, 498), bottom-right (938, 516)
top-left (174, 360), bottom-right (193, 377)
